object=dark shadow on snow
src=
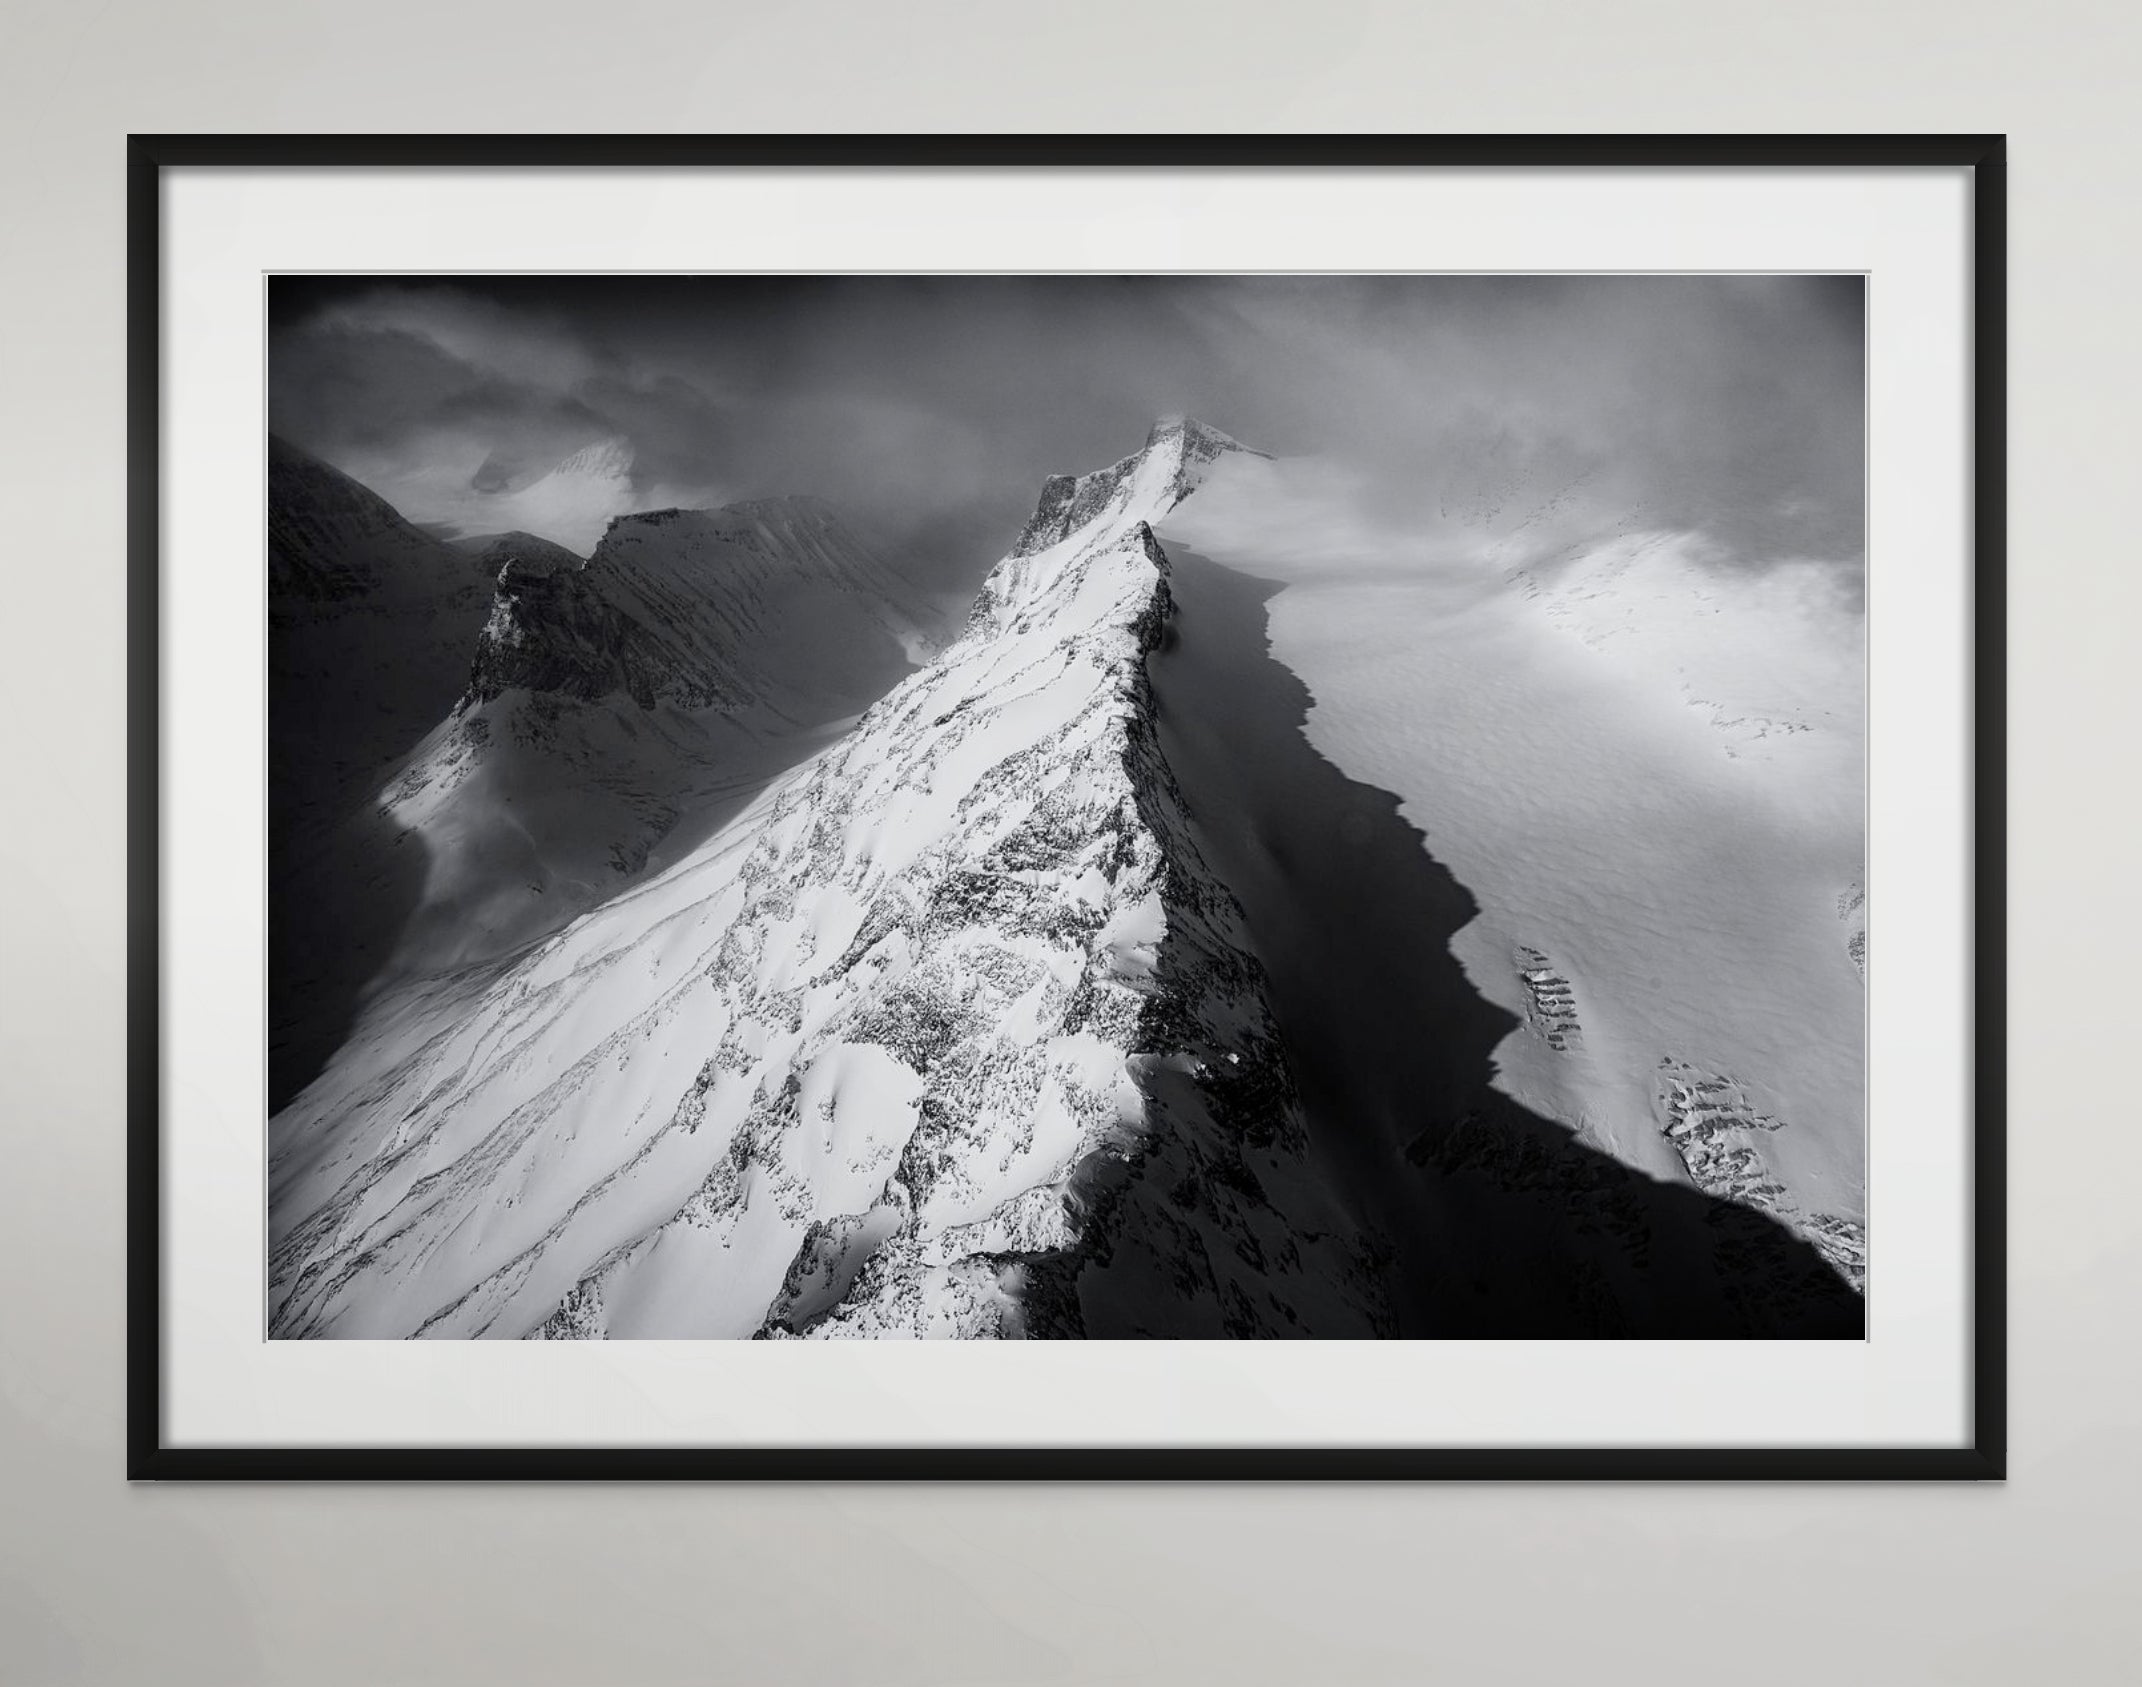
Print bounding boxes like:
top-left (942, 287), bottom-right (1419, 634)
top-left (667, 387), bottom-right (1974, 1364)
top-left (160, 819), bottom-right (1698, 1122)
top-left (266, 632), bottom-right (446, 1115)
top-left (1071, 542), bottom-right (1863, 1338)
top-left (269, 796), bottom-right (432, 1115)
top-left (269, 725), bottom-right (825, 1116)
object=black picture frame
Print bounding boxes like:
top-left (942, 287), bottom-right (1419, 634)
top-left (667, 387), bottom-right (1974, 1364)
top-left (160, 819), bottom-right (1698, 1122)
top-left (129, 132), bottom-right (2006, 1481)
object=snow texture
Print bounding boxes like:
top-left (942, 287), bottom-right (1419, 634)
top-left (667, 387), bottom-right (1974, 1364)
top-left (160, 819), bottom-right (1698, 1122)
top-left (270, 419), bottom-right (1865, 1340)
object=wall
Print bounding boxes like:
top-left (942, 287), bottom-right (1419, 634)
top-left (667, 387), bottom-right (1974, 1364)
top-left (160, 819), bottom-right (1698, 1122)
top-left (1, 3), bottom-right (2130, 1681)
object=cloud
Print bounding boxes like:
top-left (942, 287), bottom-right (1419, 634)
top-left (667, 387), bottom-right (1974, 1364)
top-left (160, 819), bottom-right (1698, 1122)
top-left (269, 275), bottom-right (1863, 591)
top-left (310, 285), bottom-right (610, 394)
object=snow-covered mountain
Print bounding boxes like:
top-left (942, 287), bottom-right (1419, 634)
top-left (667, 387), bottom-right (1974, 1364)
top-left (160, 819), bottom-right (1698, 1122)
top-left (468, 436), bottom-right (640, 554)
top-left (386, 437), bottom-right (655, 555)
top-left (375, 495), bottom-right (945, 975)
top-left (268, 436), bottom-right (497, 1108)
top-left (270, 417), bottom-right (1863, 1340)
top-left (271, 417), bottom-right (1387, 1337)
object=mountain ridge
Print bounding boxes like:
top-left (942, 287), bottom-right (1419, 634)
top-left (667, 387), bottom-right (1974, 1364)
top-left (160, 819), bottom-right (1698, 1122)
top-left (361, 489), bottom-right (948, 981)
top-left (269, 415), bottom-right (1391, 1338)
top-left (267, 416), bottom-right (1864, 1340)
top-left (470, 493), bottom-right (938, 715)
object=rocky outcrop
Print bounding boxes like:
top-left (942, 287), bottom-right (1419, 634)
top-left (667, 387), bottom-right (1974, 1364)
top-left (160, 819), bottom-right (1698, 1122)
top-left (1655, 1057), bottom-right (1866, 1291)
top-left (1515, 946), bottom-right (1584, 1052)
top-left (467, 560), bottom-right (685, 709)
top-left (467, 497), bottom-right (934, 714)
top-left (1839, 882), bottom-right (1868, 979)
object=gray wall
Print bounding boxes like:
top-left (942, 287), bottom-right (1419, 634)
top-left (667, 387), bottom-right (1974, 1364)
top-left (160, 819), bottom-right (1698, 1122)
top-left (0, 5), bottom-right (2125, 1681)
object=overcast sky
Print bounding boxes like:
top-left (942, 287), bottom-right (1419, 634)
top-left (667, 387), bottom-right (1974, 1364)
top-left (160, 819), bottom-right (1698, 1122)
top-left (269, 274), bottom-right (1864, 592)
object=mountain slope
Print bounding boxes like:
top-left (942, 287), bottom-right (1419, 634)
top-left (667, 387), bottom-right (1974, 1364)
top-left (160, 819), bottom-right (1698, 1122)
top-left (1159, 449), bottom-right (1868, 1296)
top-left (373, 495), bottom-right (945, 977)
top-left (270, 416), bottom-right (1394, 1339)
top-left (268, 435), bottom-right (498, 1107)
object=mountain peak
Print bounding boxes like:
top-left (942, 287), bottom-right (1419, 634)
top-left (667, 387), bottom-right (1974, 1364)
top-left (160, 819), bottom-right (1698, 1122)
top-left (1009, 417), bottom-right (1259, 560)
top-left (268, 435), bottom-right (465, 606)
top-left (269, 432), bottom-right (392, 521)
top-left (1143, 413), bottom-right (1254, 458)
top-left (549, 436), bottom-right (635, 480)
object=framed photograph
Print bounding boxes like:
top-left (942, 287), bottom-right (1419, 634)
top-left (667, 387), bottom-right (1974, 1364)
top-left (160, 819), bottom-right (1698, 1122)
top-left (131, 134), bottom-right (2004, 1478)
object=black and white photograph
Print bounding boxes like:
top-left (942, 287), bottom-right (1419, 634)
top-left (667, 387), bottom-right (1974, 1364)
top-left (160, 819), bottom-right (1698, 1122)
top-left (266, 272), bottom-right (1870, 1341)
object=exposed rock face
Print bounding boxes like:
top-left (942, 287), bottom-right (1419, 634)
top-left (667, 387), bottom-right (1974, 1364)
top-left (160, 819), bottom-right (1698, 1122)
top-left (1655, 1058), bottom-right (1867, 1292)
top-left (469, 497), bottom-right (937, 712)
top-left (1839, 882), bottom-right (1868, 978)
top-left (469, 562), bottom-right (670, 708)
top-left (370, 495), bottom-right (948, 976)
top-left (270, 417), bottom-right (1387, 1339)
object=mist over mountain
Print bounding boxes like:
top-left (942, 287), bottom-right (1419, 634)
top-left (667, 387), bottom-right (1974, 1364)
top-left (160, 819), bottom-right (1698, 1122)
top-left (270, 275), bottom-right (1865, 599)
